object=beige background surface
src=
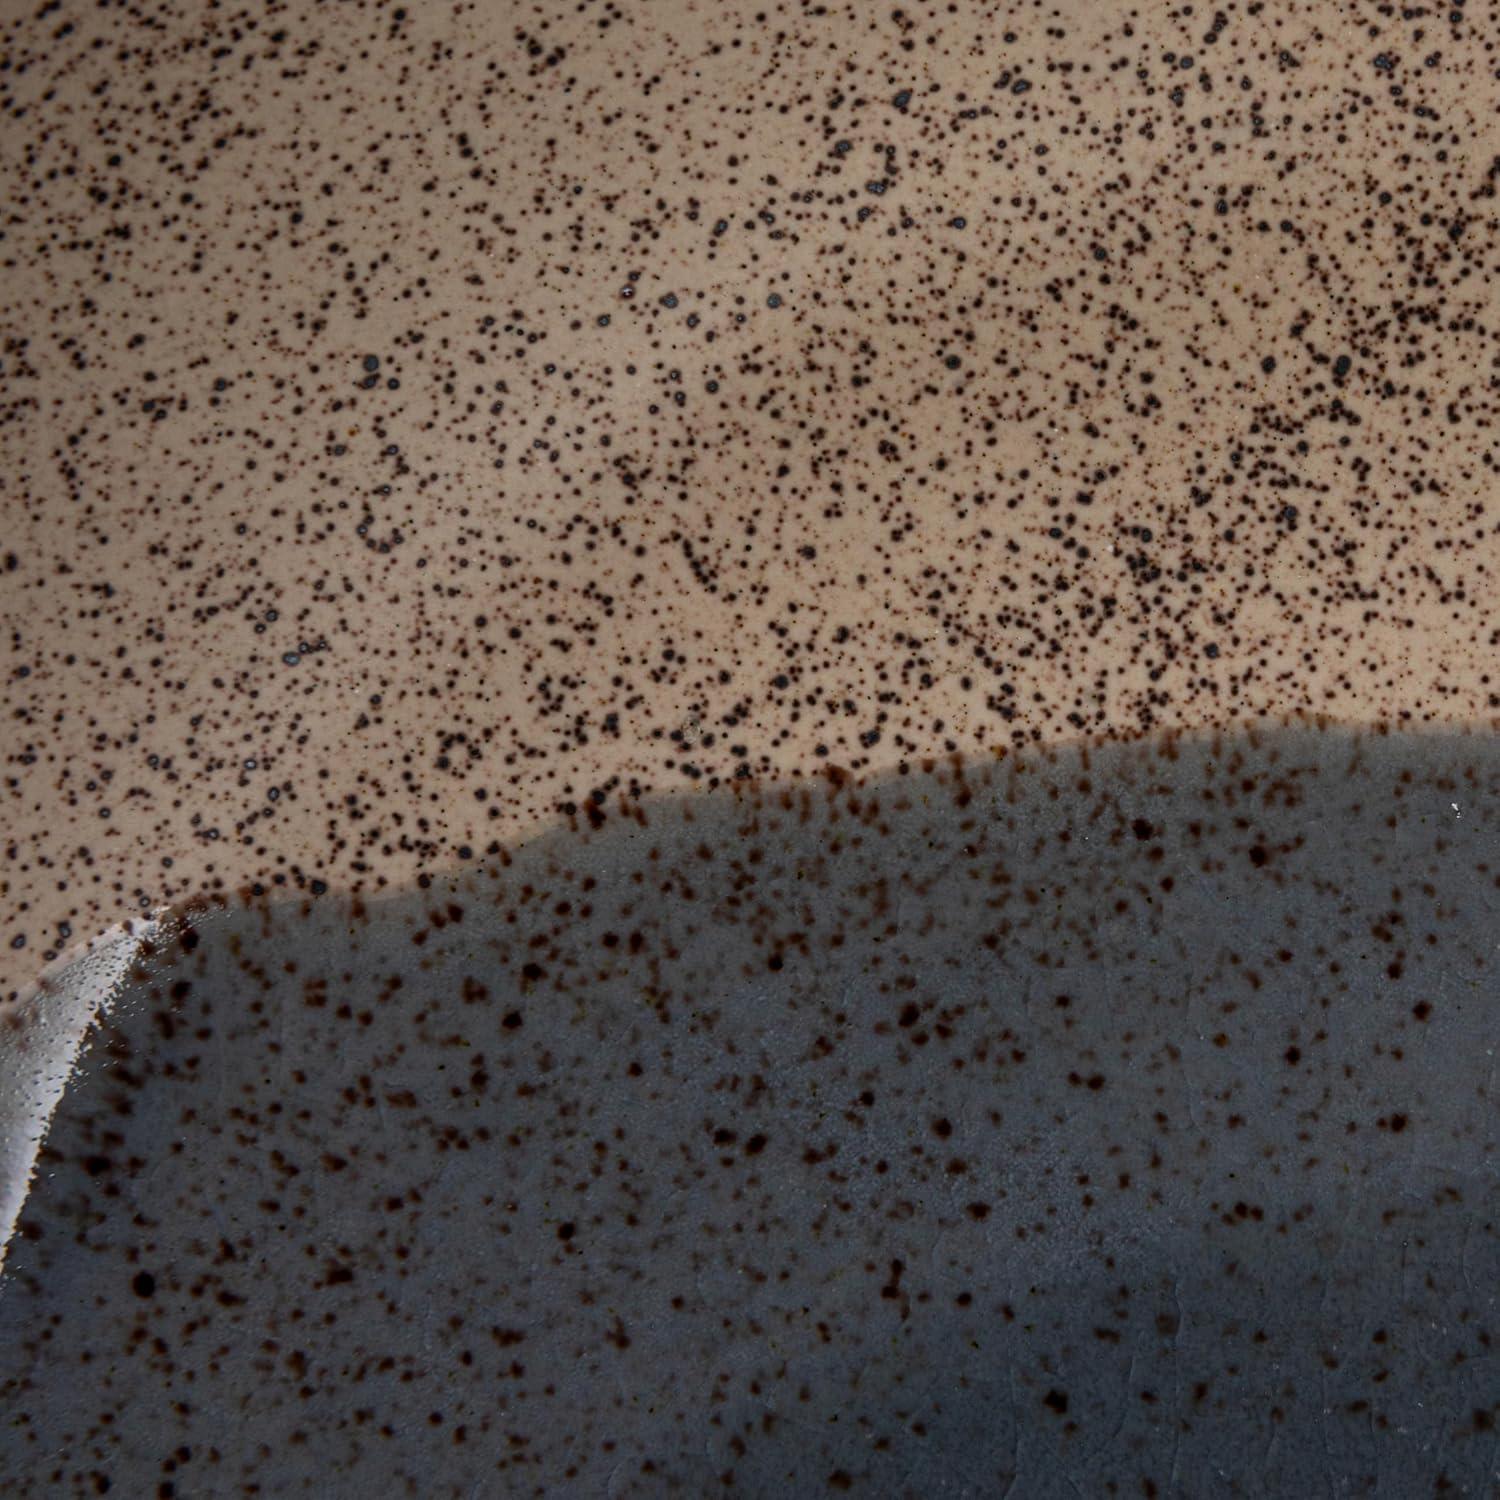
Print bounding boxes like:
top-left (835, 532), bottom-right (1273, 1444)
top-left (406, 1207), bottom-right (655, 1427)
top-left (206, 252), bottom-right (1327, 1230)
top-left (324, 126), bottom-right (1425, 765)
top-left (3, 0), bottom-right (1498, 1001)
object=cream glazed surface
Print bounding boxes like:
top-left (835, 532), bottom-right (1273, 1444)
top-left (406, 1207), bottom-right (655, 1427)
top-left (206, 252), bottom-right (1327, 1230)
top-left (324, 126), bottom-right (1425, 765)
top-left (2, 0), bottom-right (1499, 988)
top-left (1, 0), bottom-right (1500, 1494)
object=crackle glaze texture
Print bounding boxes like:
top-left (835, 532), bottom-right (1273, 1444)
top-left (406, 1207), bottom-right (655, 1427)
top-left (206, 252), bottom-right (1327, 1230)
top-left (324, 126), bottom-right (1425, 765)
top-left (2, 0), bottom-right (1500, 1494)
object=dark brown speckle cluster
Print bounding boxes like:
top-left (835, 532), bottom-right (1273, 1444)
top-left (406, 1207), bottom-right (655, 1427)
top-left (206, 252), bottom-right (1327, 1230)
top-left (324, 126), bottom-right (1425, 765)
top-left (3, 4), bottom-right (1500, 1490)
top-left (4, 0), bottom-right (1500, 995)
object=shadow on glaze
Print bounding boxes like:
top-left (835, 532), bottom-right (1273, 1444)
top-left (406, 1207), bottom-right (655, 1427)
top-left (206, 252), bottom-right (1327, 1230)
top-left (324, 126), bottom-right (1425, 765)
top-left (0, 721), bottom-right (1496, 1497)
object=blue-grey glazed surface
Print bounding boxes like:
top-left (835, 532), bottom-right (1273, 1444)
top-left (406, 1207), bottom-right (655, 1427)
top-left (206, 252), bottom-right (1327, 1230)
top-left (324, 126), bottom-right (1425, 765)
top-left (0, 725), bottom-right (1496, 1496)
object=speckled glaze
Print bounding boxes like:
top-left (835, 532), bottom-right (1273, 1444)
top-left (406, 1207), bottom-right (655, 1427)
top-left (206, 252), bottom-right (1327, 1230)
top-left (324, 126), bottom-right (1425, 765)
top-left (3, 0), bottom-right (1500, 1492)
top-left (3, 0), bottom-right (1500, 985)
top-left (2, 727), bottom-right (1498, 1496)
